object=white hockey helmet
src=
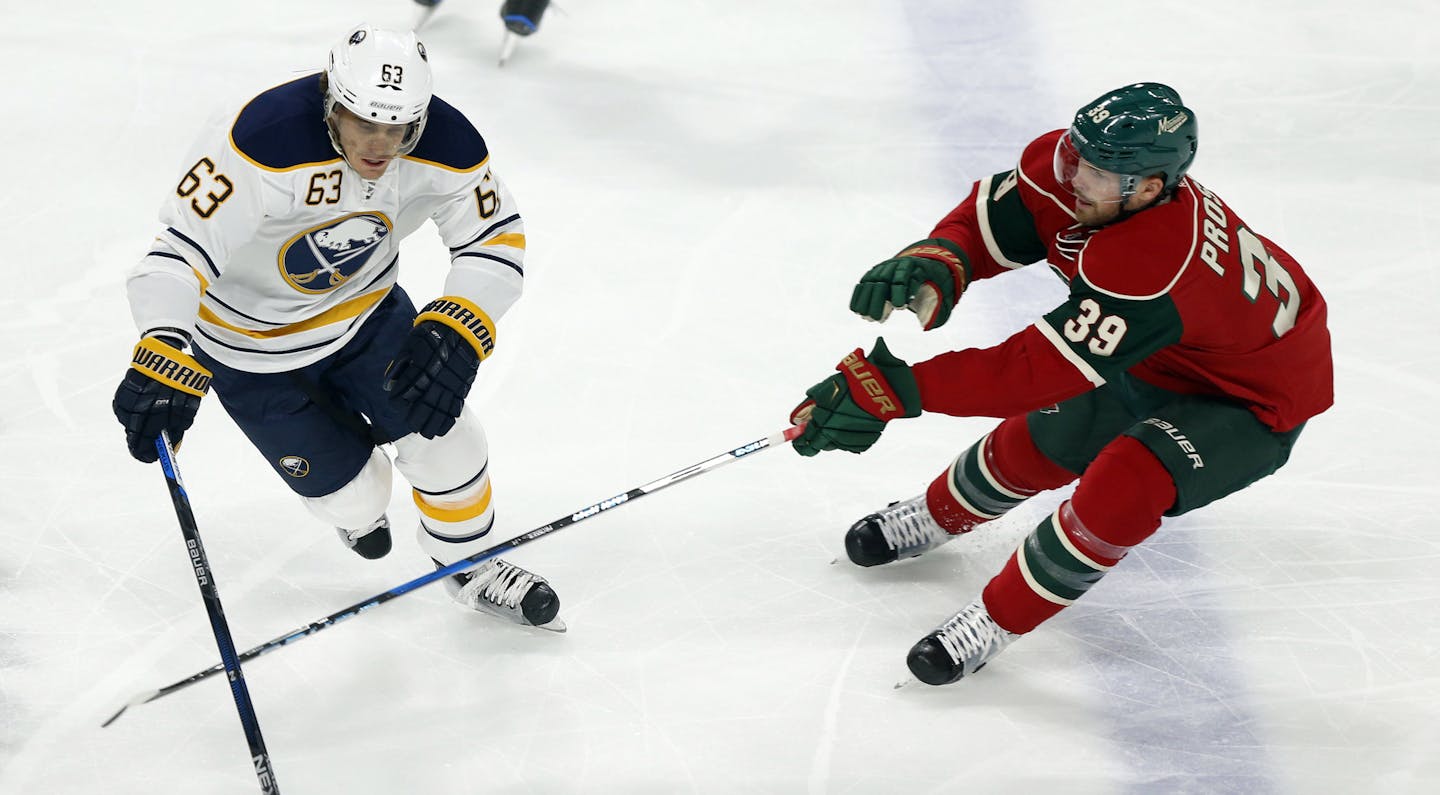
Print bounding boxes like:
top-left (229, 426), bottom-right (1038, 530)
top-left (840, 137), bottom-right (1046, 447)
top-left (324, 24), bottom-right (433, 157)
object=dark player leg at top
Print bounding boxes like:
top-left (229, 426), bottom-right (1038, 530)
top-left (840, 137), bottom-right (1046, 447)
top-left (498, 0), bottom-right (551, 65)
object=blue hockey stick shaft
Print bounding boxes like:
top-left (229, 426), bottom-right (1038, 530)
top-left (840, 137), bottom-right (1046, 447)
top-left (154, 432), bottom-right (280, 793)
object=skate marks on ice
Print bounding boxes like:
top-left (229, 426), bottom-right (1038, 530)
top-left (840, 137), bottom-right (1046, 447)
top-left (1060, 518), bottom-right (1279, 793)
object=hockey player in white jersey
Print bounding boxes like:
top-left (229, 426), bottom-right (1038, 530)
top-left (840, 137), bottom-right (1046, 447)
top-left (112, 23), bottom-right (562, 630)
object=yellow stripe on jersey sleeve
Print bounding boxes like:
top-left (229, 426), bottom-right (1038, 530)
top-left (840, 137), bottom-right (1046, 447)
top-left (481, 233), bottom-right (526, 249)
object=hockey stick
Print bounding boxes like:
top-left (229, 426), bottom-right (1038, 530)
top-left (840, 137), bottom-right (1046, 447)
top-left (153, 432), bottom-right (280, 793)
top-left (104, 424), bottom-right (804, 727)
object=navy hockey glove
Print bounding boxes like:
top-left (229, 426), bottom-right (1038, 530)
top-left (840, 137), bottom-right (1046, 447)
top-left (112, 336), bottom-right (212, 463)
top-left (850, 238), bottom-right (970, 330)
top-left (385, 297), bottom-right (496, 439)
top-left (789, 338), bottom-right (921, 457)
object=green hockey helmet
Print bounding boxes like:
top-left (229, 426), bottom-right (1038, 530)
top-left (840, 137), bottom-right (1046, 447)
top-left (1057, 82), bottom-right (1198, 198)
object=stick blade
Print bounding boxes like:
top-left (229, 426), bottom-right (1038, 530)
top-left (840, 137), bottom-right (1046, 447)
top-left (100, 689), bottom-right (160, 728)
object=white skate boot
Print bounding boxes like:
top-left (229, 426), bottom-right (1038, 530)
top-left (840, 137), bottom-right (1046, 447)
top-left (906, 600), bottom-right (1019, 685)
top-left (845, 495), bottom-right (955, 567)
top-left (445, 558), bottom-right (565, 632)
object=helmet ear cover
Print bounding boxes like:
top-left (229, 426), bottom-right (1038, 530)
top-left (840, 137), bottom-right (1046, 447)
top-left (323, 24), bottom-right (433, 159)
top-left (1066, 82), bottom-right (1198, 194)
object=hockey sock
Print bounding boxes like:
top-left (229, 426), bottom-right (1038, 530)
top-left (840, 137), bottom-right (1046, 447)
top-left (926, 416), bottom-right (1078, 534)
top-left (983, 435), bottom-right (1176, 634)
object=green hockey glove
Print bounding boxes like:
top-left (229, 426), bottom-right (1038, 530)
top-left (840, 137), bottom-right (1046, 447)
top-left (789, 338), bottom-right (921, 457)
top-left (849, 238), bottom-right (970, 330)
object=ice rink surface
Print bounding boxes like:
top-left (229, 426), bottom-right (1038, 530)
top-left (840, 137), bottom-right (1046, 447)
top-left (2, 0), bottom-right (1438, 792)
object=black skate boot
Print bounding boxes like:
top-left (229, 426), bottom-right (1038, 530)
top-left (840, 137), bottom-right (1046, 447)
top-left (501, 0), bottom-right (550, 36)
top-left (443, 558), bottom-right (564, 632)
top-left (906, 600), bottom-right (1018, 685)
top-left (336, 515), bottom-right (392, 560)
top-left (845, 494), bottom-right (955, 567)
top-left (497, 0), bottom-right (551, 65)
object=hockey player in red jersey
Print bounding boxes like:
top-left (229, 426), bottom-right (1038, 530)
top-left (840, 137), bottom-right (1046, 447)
top-left (789, 83), bottom-right (1333, 685)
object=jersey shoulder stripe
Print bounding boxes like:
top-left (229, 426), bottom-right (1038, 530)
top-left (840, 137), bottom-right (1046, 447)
top-left (403, 95), bottom-right (489, 172)
top-left (1032, 321), bottom-right (1106, 387)
top-left (1076, 181), bottom-right (1201, 300)
top-left (229, 74), bottom-right (342, 172)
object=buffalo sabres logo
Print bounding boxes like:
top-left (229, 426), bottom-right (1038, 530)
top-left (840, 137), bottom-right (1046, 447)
top-left (278, 212), bottom-right (392, 294)
top-left (278, 455), bottom-right (311, 478)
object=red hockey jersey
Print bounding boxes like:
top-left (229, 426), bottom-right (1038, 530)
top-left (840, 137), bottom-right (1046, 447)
top-left (910, 129), bottom-right (1333, 432)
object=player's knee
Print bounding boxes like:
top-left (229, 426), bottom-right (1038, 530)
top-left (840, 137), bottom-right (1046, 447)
top-left (395, 410), bottom-right (497, 561)
top-left (393, 408), bottom-right (489, 493)
top-left (302, 447), bottom-right (392, 529)
top-left (991, 416), bottom-right (1078, 492)
top-left (1070, 436), bottom-right (1176, 549)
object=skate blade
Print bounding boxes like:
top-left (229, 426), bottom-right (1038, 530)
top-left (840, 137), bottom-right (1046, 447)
top-left (498, 31), bottom-right (519, 66)
top-left (533, 617), bottom-right (567, 633)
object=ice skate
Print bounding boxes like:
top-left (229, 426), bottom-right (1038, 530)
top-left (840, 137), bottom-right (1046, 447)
top-left (445, 558), bottom-right (565, 632)
top-left (337, 515), bottom-right (392, 560)
top-left (906, 600), bottom-right (1018, 685)
top-left (498, 0), bottom-right (550, 66)
top-left (845, 494), bottom-right (955, 567)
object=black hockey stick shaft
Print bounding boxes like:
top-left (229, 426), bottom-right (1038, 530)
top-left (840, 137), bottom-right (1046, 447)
top-left (104, 425), bottom-right (804, 727)
top-left (154, 433), bottom-right (280, 792)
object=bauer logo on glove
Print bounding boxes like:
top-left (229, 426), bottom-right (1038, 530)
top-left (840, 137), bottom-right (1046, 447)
top-left (789, 338), bottom-right (922, 457)
top-left (839, 350), bottom-right (904, 417)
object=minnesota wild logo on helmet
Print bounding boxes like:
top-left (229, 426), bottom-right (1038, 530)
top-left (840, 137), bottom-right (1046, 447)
top-left (1068, 82), bottom-right (1198, 193)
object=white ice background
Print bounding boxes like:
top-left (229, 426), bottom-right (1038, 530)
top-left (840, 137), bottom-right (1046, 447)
top-left (2, 1), bottom-right (1438, 792)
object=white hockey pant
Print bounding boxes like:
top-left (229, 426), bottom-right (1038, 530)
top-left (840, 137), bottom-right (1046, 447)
top-left (301, 410), bottom-right (496, 564)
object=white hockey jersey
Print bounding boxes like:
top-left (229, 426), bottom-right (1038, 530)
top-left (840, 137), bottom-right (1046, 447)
top-left (126, 74), bottom-right (525, 373)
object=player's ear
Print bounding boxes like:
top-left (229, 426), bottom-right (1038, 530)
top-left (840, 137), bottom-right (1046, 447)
top-left (1138, 174), bottom-right (1167, 202)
